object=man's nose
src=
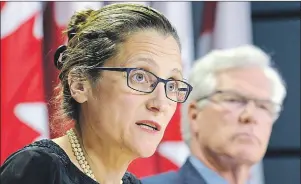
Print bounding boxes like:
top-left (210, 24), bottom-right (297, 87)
top-left (239, 101), bottom-right (257, 124)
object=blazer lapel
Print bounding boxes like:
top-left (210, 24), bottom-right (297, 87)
top-left (178, 158), bottom-right (207, 184)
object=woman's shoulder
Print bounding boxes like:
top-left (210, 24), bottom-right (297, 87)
top-left (123, 172), bottom-right (142, 184)
top-left (3, 139), bottom-right (69, 166)
top-left (0, 139), bottom-right (69, 184)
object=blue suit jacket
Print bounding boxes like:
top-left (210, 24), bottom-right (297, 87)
top-left (141, 158), bottom-right (207, 184)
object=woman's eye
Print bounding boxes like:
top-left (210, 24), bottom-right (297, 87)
top-left (131, 71), bottom-right (150, 83)
top-left (167, 82), bottom-right (177, 92)
top-left (134, 73), bottom-right (145, 82)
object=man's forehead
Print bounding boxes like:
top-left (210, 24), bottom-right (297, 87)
top-left (215, 67), bottom-right (272, 98)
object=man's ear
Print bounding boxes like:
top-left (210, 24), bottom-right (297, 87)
top-left (188, 101), bottom-right (200, 134)
top-left (68, 70), bottom-right (90, 104)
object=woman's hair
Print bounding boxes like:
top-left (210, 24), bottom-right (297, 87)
top-left (52, 3), bottom-right (180, 133)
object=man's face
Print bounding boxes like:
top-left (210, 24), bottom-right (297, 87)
top-left (189, 67), bottom-right (279, 164)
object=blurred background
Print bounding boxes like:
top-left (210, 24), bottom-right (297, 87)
top-left (1, 1), bottom-right (300, 184)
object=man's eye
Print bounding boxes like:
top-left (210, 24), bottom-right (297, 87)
top-left (223, 96), bottom-right (243, 103)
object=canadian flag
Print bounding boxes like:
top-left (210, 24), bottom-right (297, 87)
top-left (1, 2), bottom-right (49, 164)
top-left (197, 2), bottom-right (265, 184)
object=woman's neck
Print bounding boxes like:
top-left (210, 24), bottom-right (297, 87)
top-left (54, 126), bottom-right (134, 184)
top-left (75, 125), bottom-right (135, 184)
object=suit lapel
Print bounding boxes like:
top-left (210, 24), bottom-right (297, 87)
top-left (178, 158), bottom-right (207, 184)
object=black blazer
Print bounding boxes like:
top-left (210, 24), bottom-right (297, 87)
top-left (0, 139), bottom-right (141, 184)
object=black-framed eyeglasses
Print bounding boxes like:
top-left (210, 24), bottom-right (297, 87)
top-left (94, 67), bottom-right (193, 103)
top-left (197, 90), bottom-right (282, 118)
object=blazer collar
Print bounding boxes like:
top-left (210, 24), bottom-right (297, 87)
top-left (178, 158), bottom-right (207, 184)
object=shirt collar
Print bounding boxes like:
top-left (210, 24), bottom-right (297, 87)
top-left (189, 155), bottom-right (252, 184)
top-left (189, 155), bottom-right (229, 184)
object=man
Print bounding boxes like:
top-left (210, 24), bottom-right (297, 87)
top-left (141, 45), bottom-right (286, 184)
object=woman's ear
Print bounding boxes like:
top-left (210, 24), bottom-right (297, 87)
top-left (68, 69), bottom-right (90, 104)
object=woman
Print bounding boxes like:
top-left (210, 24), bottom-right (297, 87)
top-left (0, 3), bottom-right (193, 184)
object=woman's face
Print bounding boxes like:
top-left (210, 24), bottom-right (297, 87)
top-left (82, 30), bottom-right (183, 158)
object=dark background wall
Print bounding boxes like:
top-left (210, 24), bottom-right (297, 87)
top-left (192, 2), bottom-right (300, 184)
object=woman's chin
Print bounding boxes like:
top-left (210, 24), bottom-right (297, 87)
top-left (139, 149), bottom-right (157, 158)
top-left (133, 143), bottom-right (159, 158)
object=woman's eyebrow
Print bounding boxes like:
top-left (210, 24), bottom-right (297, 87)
top-left (126, 57), bottom-right (183, 78)
top-left (171, 68), bottom-right (183, 78)
top-left (131, 57), bottom-right (159, 68)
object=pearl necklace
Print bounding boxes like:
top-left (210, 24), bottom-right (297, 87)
top-left (67, 129), bottom-right (123, 184)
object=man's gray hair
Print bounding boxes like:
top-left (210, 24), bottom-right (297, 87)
top-left (181, 45), bottom-right (287, 146)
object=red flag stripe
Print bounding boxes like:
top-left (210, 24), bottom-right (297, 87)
top-left (200, 2), bottom-right (217, 35)
top-left (1, 2), bottom-right (48, 164)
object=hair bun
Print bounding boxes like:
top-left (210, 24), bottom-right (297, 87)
top-left (54, 45), bottom-right (67, 70)
top-left (67, 9), bottom-right (94, 40)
